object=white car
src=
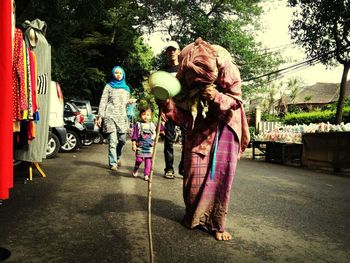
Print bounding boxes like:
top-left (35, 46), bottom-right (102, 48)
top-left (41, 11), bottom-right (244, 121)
top-left (46, 81), bottom-right (67, 158)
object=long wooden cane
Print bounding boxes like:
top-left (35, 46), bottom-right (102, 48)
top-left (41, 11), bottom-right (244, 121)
top-left (147, 106), bottom-right (163, 263)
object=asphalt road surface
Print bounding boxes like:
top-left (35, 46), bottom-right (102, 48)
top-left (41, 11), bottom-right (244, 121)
top-left (1, 140), bottom-right (350, 263)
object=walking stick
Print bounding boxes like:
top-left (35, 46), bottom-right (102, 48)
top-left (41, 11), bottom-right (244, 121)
top-left (147, 106), bottom-right (163, 263)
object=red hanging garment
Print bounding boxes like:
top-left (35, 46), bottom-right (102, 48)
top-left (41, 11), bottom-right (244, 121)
top-left (12, 28), bottom-right (27, 121)
top-left (0, 0), bottom-right (14, 200)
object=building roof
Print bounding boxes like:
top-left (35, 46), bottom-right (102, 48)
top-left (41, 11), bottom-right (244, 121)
top-left (288, 80), bottom-right (350, 105)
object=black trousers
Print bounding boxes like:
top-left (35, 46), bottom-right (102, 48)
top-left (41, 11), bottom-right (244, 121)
top-left (164, 119), bottom-right (175, 173)
top-left (163, 119), bottom-right (185, 174)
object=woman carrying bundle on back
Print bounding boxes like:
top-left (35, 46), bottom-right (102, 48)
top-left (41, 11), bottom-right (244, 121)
top-left (157, 37), bottom-right (250, 241)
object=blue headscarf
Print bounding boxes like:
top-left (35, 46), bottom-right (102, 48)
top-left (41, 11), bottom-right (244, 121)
top-left (107, 66), bottom-right (131, 93)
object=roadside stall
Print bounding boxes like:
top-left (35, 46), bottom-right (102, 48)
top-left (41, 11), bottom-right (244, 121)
top-left (1, 1), bottom-right (53, 201)
top-left (13, 18), bottom-right (51, 172)
top-left (253, 123), bottom-right (303, 164)
top-left (302, 131), bottom-right (350, 171)
top-left (253, 122), bottom-right (350, 169)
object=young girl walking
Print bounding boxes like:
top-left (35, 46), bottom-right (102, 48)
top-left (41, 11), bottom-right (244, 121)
top-left (131, 108), bottom-right (156, 181)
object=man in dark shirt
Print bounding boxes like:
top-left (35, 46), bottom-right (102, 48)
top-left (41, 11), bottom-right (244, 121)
top-left (162, 41), bottom-right (184, 179)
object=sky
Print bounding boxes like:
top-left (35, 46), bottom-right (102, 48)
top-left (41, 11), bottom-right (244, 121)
top-left (145, 1), bottom-right (346, 86)
top-left (259, 1), bottom-right (344, 86)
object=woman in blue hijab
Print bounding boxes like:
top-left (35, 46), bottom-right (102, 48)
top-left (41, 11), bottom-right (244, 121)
top-left (107, 66), bottom-right (131, 92)
top-left (97, 66), bottom-right (131, 171)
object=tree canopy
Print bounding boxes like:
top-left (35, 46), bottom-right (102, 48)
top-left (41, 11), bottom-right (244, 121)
top-left (15, 0), bottom-right (282, 105)
top-left (146, 0), bottom-right (284, 97)
top-left (15, 0), bottom-right (155, 105)
top-left (288, 0), bottom-right (350, 123)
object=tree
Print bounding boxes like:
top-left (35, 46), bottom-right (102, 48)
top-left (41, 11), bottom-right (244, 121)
top-left (287, 78), bottom-right (301, 103)
top-left (15, 0), bottom-right (283, 103)
top-left (266, 82), bottom-right (277, 114)
top-left (15, 0), bottom-right (155, 104)
top-left (288, 0), bottom-right (350, 123)
top-left (141, 0), bottom-right (284, 98)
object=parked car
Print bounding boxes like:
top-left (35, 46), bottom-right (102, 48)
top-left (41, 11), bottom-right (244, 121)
top-left (91, 106), bottom-right (102, 143)
top-left (47, 81), bottom-right (67, 158)
top-left (91, 105), bottom-right (104, 144)
top-left (60, 101), bottom-right (86, 152)
top-left (68, 99), bottom-right (100, 146)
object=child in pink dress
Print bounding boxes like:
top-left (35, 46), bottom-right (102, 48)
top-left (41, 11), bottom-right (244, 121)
top-left (131, 108), bottom-right (156, 181)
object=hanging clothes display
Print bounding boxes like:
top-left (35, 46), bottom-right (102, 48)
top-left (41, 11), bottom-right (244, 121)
top-left (12, 28), bottom-right (27, 124)
top-left (0, 0), bottom-right (14, 200)
top-left (12, 26), bottom-right (39, 149)
top-left (15, 19), bottom-right (51, 162)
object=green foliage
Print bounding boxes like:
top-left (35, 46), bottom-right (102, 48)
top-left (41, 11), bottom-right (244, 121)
top-left (127, 37), bottom-right (156, 95)
top-left (261, 113), bottom-right (280, 122)
top-left (287, 0), bottom-right (350, 123)
top-left (288, 104), bottom-right (302, 114)
top-left (249, 126), bottom-right (256, 141)
top-left (147, 0), bottom-right (284, 98)
top-left (15, 0), bottom-right (283, 104)
top-left (135, 91), bottom-right (159, 123)
top-left (325, 97), bottom-right (350, 111)
top-left (153, 50), bottom-right (169, 71)
top-left (131, 77), bottom-right (159, 122)
top-left (15, 0), bottom-right (155, 106)
top-left (137, 93), bottom-right (156, 113)
top-left (303, 95), bottom-right (312, 102)
top-left (284, 107), bottom-right (350, 125)
top-left (288, 0), bottom-right (349, 66)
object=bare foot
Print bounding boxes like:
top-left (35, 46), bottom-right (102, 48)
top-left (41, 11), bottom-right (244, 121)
top-left (215, 231), bottom-right (232, 241)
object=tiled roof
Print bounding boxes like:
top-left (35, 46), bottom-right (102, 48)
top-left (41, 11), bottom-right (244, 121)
top-left (287, 80), bottom-right (350, 105)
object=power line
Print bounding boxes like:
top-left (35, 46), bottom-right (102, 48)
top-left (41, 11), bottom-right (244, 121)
top-left (264, 58), bottom-right (322, 83)
top-left (255, 43), bottom-right (297, 53)
top-left (268, 56), bottom-right (324, 81)
top-left (242, 55), bottom-right (320, 82)
top-left (239, 44), bottom-right (298, 67)
top-left (242, 47), bottom-right (348, 82)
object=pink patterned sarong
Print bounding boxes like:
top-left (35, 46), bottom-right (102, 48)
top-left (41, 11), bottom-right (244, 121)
top-left (183, 123), bottom-right (239, 232)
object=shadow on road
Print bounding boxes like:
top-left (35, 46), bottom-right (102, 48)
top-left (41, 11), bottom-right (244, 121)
top-left (73, 160), bottom-right (110, 169)
top-left (79, 192), bottom-right (184, 224)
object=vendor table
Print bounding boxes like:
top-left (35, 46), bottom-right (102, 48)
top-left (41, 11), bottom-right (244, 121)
top-left (266, 142), bottom-right (303, 164)
top-left (252, 141), bottom-right (272, 160)
top-left (253, 141), bottom-right (303, 165)
top-left (302, 132), bottom-right (350, 171)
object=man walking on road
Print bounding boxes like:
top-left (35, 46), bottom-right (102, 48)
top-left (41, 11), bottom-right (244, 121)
top-left (162, 41), bottom-right (184, 179)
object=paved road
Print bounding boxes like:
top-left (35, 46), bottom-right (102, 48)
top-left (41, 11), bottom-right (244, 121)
top-left (1, 141), bottom-right (350, 262)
